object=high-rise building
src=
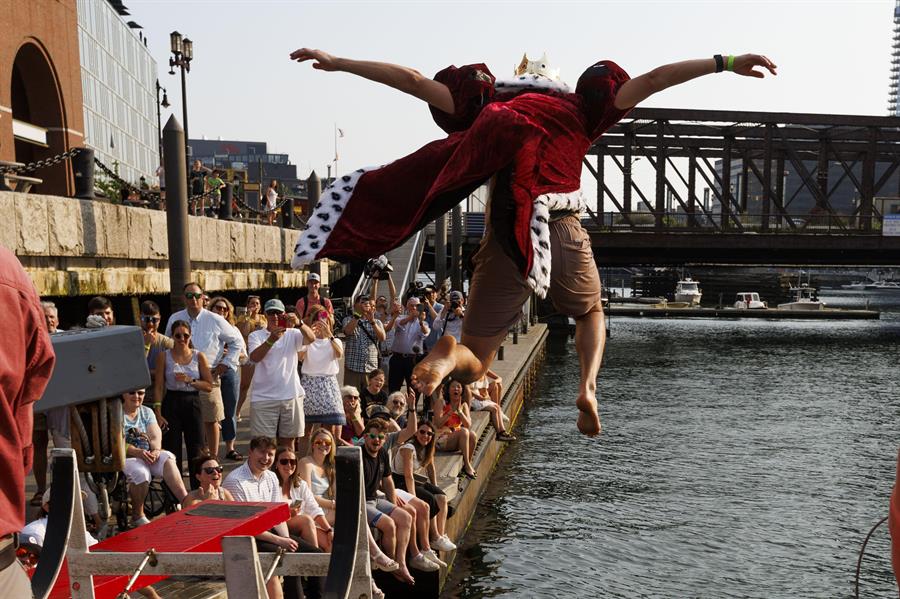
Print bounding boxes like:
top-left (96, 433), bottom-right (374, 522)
top-left (890, 0), bottom-right (900, 115)
top-left (76, 0), bottom-right (158, 183)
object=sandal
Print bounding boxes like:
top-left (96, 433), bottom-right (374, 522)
top-left (372, 552), bottom-right (399, 573)
top-left (225, 450), bottom-right (244, 461)
top-left (460, 468), bottom-right (477, 480)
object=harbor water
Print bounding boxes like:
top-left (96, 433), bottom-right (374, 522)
top-left (446, 291), bottom-right (900, 598)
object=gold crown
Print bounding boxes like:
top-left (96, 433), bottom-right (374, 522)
top-left (513, 52), bottom-right (560, 80)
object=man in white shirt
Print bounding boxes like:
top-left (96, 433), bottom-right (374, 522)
top-left (387, 297), bottom-right (429, 393)
top-left (247, 299), bottom-right (314, 449)
top-left (223, 436), bottom-right (306, 599)
top-left (165, 282), bottom-right (245, 458)
top-left (432, 290), bottom-right (465, 343)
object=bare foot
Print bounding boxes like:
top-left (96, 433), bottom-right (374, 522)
top-left (393, 566), bottom-right (416, 585)
top-left (412, 336), bottom-right (457, 395)
top-left (576, 392), bottom-right (602, 437)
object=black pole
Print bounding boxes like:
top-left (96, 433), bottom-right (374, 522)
top-left (72, 147), bottom-right (94, 200)
top-left (164, 115), bottom-right (191, 313)
top-left (451, 202), bottom-right (462, 291)
top-left (219, 182), bottom-right (233, 221)
top-left (281, 196), bottom-right (294, 229)
top-left (180, 65), bottom-right (190, 187)
top-left (155, 82), bottom-right (163, 169)
top-left (435, 214), bottom-right (447, 287)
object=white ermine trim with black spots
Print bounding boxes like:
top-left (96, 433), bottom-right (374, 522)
top-left (291, 167), bottom-right (372, 270)
top-left (525, 190), bottom-right (587, 297)
top-left (494, 76), bottom-right (572, 95)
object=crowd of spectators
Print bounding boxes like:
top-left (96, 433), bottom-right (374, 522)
top-left (26, 271), bottom-right (518, 597)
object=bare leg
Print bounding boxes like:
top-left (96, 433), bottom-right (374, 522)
top-left (412, 331), bottom-right (504, 396)
top-left (266, 577), bottom-right (284, 599)
top-left (130, 481), bottom-right (149, 520)
top-left (574, 307), bottom-right (605, 436)
top-left (444, 429), bottom-right (475, 477)
top-left (433, 494), bottom-right (448, 538)
top-left (411, 498), bottom-right (431, 552)
top-left (403, 505), bottom-right (419, 557)
top-left (161, 459), bottom-right (188, 502)
top-left (277, 437), bottom-right (295, 451)
top-left (204, 422), bottom-right (220, 458)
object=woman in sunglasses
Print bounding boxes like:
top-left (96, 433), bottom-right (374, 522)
top-left (299, 428), bottom-right (399, 588)
top-left (209, 296), bottom-right (248, 462)
top-left (299, 305), bottom-right (345, 445)
top-left (182, 453), bottom-right (234, 508)
top-left (433, 379), bottom-right (477, 479)
top-left (272, 446), bottom-right (331, 551)
top-left (122, 389), bottom-right (189, 526)
top-left (154, 320), bottom-right (214, 488)
top-left (392, 421), bottom-right (456, 554)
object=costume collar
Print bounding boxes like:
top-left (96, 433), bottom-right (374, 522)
top-left (494, 75), bottom-right (571, 94)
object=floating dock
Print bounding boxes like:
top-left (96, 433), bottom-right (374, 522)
top-left (605, 306), bottom-right (880, 320)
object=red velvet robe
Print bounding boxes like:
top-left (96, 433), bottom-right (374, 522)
top-left (291, 60), bottom-right (632, 283)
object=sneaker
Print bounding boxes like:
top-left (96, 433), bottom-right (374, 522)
top-left (96, 523), bottom-right (109, 540)
top-left (497, 431), bottom-right (516, 442)
top-left (431, 535), bottom-right (457, 552)
top-left (422, 549), bottom-right (447, 568)
top-left (132, 515), bottom-right (151, 527)
top-left (410, 552), bottom-right (440, 572)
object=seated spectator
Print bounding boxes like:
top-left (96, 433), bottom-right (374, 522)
top-left (339, 386), bottom-right (365, 446)
top-left (386, 391), bottom-right (409, 428)
top-left (432, 379), bottom-right (477, 480)
top-left (20, 487), bottom-right (99, 548)
top-left (359, 419), bottom-right (418, 584)
top-left (359, 368), bottom-right (388, 416)
top-left (469, 379), bottom-right (516, 442)
top-left (182, 453), bottom-right (234, 508)
top-left (122, 389), bottom-right (189, 526)
top-left (392, 420), bottom-right (457, 554)
top-left (87, 295), bottom-right (115, 326)
top-left (365, 404), bottom-right (400, 434)
top-left (298, 428), bottom-right (399, 586)
top-left (223, 435), bottom-right (312, 599)
top-left (272, 446), bottom-right (332, 551)
top-left (154, 320), bottom-right (214, 489)
top-left (299, 305), bottom-right (345, 444)
top-left (361, 390), bottom-right (417, 452)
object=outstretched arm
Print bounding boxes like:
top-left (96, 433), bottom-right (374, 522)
top-left (614, 54), bottom-right (777, 110)
top-left (290, 48), bottom-right (455, 114)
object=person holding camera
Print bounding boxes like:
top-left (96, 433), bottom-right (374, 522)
top-left (341, 294), bottom-right (386, 393)
top-left (421, 286), bottom-right (444, 353)
top-left (299, 305), bottom-right (345, 444)
top-left (388, 297), bottom-right (430, 394)
top-left (247, 299), bottom-right (315, 449)
top-left (432, 290), bottom-right (465, 343)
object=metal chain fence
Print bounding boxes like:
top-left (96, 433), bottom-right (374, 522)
top-left (0, 147), bottom-right (83, 174)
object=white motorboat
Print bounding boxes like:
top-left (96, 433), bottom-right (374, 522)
top-left (734, 292), bottom-right (767, 309)
top-left (864, 281), bottom-right (900, 290)
top-left (840, 281), bottom-right (868, 290)
top-left (674, 278), bottom-right (702, 306)
top-left (777, 284), bottom-right (826, 311)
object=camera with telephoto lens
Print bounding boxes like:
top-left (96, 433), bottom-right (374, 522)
top-left (364, 255), bottom-right (393, 280)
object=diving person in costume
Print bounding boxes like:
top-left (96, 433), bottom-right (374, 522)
top-left (289, 48), bottom-right (777, 436)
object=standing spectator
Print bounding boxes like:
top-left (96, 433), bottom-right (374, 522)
top-left (154, 320), bottom-right (213, 489)
top-left (431, 290), bottom-right (465, 343)
top-left (122, 389), bottom-right (188, 526)
top-left (387, 297), bottom-right (429, 393)
top-left (421, 286), bottom-right (444, 353)
top-left (339, 386), bottom-right (365, 445)
top-left (265, 179), bottom-right (279, 226)
top-left (380, 298), bottom-right (402, 378)
top-left (41, 301), bottom-right (62, 333)
top-left (247, 299), bottom-right (314, 449)
top-left (88, 295), bottom-right (115, 326)
top-left (295, 273), bottom-right (333, 321)
top-left (140, 300), bottom-right (174, 396)
top-left (0, 246), bottom-right (55, 596)
top-left (189, 159), bottom-right (210, 215)
top-left (32, 301), bottom-right (64, 506)
top-left (236, 295), bottom-right (266, 421)
top-left (205, 169), bottom-right (226, 217)
top-left (371, 273), bottom-right (397, 322)
top-left (208, 296), bottom-right (246, 462)
top-left (299, 306), bottom-right (345, 442)
top-left (165, 282), bottom-right (244, 459)
top-left (359, 368), bottom-right (388, 416)
top-left (223, 436), bottom-right (306, 599)
top-left (341, 294), bottom-right (385, 392)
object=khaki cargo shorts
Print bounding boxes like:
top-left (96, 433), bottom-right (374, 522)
top-left (463, 213), bottom-right (602, 339)
top-left (199, 379), bottom-right (224, 423)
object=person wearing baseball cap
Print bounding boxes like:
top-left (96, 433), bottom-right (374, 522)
top-left (433, 290), bottom-right (465, 343)
top-left (296, 271), bottom-right (334, 322)
top-left (246, 299), bottom-right (315, 448)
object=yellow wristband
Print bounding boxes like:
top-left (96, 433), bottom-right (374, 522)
top-left (726, 55), bottom-right (735, 72)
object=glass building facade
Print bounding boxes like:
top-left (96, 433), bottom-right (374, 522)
top-left (890, 0), bottom-right (900, 115)
top-left (76, 0), bottom-right (158, 184)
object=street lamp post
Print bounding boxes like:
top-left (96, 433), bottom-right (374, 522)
top-left (169, 31), bottom-right (193, 183)
top-left (155, 80), bottom-right (170, 168)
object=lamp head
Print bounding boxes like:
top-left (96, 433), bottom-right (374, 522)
top-left (170, 31), bottom-right (183, 55)
top-left (161, 91), bottom-right (170, 108)
top-left (182, 38), bottom-right (193, 61)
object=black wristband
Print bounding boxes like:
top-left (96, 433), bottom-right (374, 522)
top-left (714, 54), bottom-right (724, 73)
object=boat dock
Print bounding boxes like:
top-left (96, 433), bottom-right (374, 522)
top-left (606, 306), bottom-right (880, 320)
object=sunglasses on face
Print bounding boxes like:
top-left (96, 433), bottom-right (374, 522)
top-left (265, 310), bottom-right (283, 316)
top-left (173, 333), bottom-right (191, 340)
top-left (125, 390), bottom-right (146, 397)
top-left (391, 400), bottom-right (405, 406)
top-left (279, 458), bottom-right (297, 466)
top-left (185, 292), bottom-right (203, 300)
top-left (417, 429), bottom-right (434, 437)
top-left (367, 433), bottom-right (386, 441)
top-left (313, 440), bottom-right (333, 448)
top-left (203, 466), bottom-right (224, 474)
top-left (141, 316), bottom-right (160, 323)
top-left (211, 304), bottom-right (228, 313)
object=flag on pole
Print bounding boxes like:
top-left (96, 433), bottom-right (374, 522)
top-left (337, 128), bottom-right (344, 138)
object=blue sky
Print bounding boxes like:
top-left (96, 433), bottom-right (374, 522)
top-left (132, 0), bottom-right (893, 194)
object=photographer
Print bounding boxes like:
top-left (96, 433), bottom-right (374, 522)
top-left (421, 286), bottom-right (444, 353)
top-left (387, 297), bottom-right (430, 393)
top-left (341, 295), bottom-right (385, 393)
top-left (432, 290), bottom-right (465, 343)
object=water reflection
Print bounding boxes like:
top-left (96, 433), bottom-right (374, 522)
top-left (446, 293), bottom-right (900, 598)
